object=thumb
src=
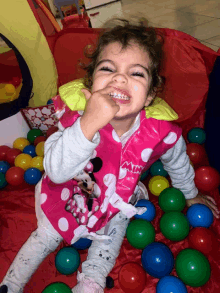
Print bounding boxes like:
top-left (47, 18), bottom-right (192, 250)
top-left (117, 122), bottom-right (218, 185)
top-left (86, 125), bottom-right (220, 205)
top-left (81, 88), bottom-right (91, 100)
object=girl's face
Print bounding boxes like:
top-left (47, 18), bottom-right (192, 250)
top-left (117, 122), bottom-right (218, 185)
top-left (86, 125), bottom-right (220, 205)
top-left (92, 41), bottom-right (154, 123)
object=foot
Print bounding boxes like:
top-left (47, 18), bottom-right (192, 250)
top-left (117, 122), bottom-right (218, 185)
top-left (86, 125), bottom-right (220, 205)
top-left (72, 272), bottom-right (104, 293)
top-left (0, 285), bottom-right (8, 293)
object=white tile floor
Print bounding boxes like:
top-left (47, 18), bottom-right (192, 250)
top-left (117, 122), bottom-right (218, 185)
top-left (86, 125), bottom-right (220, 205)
top-left (121, 0), bottom-right (220, 51)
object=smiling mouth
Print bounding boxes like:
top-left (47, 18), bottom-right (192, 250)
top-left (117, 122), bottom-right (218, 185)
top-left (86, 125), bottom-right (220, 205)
top-left (109, 92), bottom-right (130, 101)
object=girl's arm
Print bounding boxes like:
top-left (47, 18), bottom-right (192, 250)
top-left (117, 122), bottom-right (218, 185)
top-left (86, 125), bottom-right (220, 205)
top-left (43, 117), bottom-right (100, 184)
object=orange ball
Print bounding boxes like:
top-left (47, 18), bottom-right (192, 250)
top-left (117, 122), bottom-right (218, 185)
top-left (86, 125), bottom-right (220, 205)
top-left (36, 141), bottom-right (45, 157)
top-left (5, 83), bottom-right (16, 95)
top-left (13, 137), bottom-right (30, 151)
top-left (15, 153), bottom-right (32, 170)
top-left (30, 156), bottom-right (44, 171)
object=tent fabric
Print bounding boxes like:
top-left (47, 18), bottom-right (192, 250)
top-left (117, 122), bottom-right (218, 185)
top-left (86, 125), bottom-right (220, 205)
top-left (0, 0), bottom-right (58, 108)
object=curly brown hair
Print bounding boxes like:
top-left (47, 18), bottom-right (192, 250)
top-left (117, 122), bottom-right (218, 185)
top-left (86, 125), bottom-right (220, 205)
top-left (82, 18), bottom-right (164, 96)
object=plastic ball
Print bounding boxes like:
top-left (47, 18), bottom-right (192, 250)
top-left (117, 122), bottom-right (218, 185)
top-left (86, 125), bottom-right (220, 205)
top-left (160, 212), bottom-right (190, 241)
top-left (186, 203), bottom-right (214, 228)
top-left (159, 188), bottom-right (186, 212)
top-left (134, 199), bottom-right (156, 221)
top-left (42, 282), bottom-right (72, 293)
top-left (13, 137), bottom-right (30, 151)
top-left (188, 227), bottom-right (219, 255)
top-left (175, 248), bottom-right (211, 287)
top-left (5, 166), bottom-right (24, 186)
top-left (194, 166), bottom-right (220, 192)
top-left (187, 127), bottom-right (206, 144)
top-left (0, 172), bottom-right (7, 188)
top-left (126, 219), bottom-right (155, 249)
top-left (34, 135), bottom-right (46, 146)
top-left (0, 145), bottom-right (11, 160)
top-left (5, 148), bottom-right (22, 165)
top-left (72, 238), bottom-right (92, 250)
top-left (118, 262), bottom-right (146, 293)
top-left (150, 160), bottom-right (168, 177)
top-left (15, 153), bottom-right (32, 171)
top-left (47, 126), bottom-right (58, 138)
top-left (47, 99), bottom-right (53, 105)
top-left (148, 176), bottom-right (170, 196)
top-left (27, 129), bottom-right (43, 143)
top-left (0, 161), bottom-right (10, 174)
top-left (35, 141), bottom-right (45, 157)
top-left (11, 77), bottom-right (21, 87)
top-left (30, 156), bottom-right (44, 171)
top-left (5, 83), bottom-right (16, 94)
top-left (24, 168), bottom-right (42, 185)
top-left (23, 145), bottom-right (36, 158)
top-left (156, 276), bottom-right (187, 293)
top-left (55, 247), bottom-right (80, 275)
top-left (140, 169), bottom-right (149, 181)
top-left (186, 143), bottom-right (206, 166)
top-left (141, 242), bottom-right (174, 278)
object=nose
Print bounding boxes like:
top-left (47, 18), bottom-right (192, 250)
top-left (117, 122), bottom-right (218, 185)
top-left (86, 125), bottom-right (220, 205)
top-left (112, 73), bottom-right (127, 84)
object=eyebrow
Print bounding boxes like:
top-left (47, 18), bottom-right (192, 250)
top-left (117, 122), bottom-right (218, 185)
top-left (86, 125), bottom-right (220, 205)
top-left (96, 59), bottom-right (150, 75)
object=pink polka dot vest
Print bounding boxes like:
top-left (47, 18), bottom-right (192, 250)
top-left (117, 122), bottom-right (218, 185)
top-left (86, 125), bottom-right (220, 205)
top-left (41, 96), bottom-right (182, 244)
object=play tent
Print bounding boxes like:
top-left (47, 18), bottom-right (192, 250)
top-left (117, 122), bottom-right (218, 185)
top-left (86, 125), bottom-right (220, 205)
top-left (1, 1), bottom-right (220, 293)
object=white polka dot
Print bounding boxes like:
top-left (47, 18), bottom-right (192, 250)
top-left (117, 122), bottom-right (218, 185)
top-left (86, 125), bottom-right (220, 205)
top-left (61, 188), bottom-right (70, 201)
top-left (95, 205), bottom-right (99, 211)
top-left (76, 218), bottom-right (79, 223)
top-left (73, 200), bottom-right (76, 206)
top-left (163, 132), bottom-right (177, 144)
top-left (82, 208), bottom-right (87, 213)
top-left (58, 218), bottom-right (69, 232)
top-left (141, 148), bottom-right (153, 162)
top-left (76, 208), bottom-right (80, 213)
top-left (119, 167), bottom-right (127, 179)
top-left (81, 216), bottom-right (85, 223)
top-left (88, 211), bottom-right (92, 217)
top-left (73, 186), bottom-right (81, 193)
top-left (73, 213), bottom-right (77, 217)
top-left (40, 193), bottom-right (47, 204)
top-left (112, 130), bottom-right (120, 142)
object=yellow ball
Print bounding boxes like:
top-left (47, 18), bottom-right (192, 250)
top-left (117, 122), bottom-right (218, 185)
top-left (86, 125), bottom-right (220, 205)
top-left (36, 141), bottom-right (45, 157)
top-left (30, 156), bottom-right (44, 172)
top-left (148, 175), bottom-right (170, 196)
top-left (13, 137), bottom-right (30, 151)
top-left (5, 83), bottom-right (16, 95)
top-left (15, 153), bottom-right (32, 170)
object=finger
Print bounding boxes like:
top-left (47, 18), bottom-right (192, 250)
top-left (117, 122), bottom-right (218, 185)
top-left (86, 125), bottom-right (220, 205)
top-left (205, 200), bottom-right (220, 216)
top-left (81, 88), bottom-right (91, 100)
top-left (205, 195), bottom-right (217, 205)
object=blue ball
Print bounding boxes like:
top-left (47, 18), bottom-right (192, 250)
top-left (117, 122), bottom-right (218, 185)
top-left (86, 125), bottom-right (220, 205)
top-left (141, 242), bottom-right (174, 278)
top-left (23, 145), bottom-right (36, 158)
top-left (72, 238), bottom-right (92, 250)
top-left (186, 203), bottom-right (214, 228)
top-left (0, 161), bottom-right (10, 174)
top-left (156, 276), bottom-right (187, 293)
top-left (24, 168), bottom-right (42, 185)
top-left (150, 160), bottom-right (168, 177)
top-left (47, 99), bottom-right (53, 105)
top-left (135, 199), bottom-right (156, 221)
top-left (55, 247), bottom-right (80, 275)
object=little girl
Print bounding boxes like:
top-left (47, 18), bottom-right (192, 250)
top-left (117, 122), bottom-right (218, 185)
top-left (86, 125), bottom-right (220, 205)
top-left (1, 19), bottom-right (219, 293)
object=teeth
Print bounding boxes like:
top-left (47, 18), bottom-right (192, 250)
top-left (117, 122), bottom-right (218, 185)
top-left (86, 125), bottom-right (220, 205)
top-left (109, 92), bottom-right (130, 100)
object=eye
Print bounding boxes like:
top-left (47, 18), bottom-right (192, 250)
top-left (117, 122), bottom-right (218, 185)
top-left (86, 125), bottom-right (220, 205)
top-left (131, 71), bottom-right (145, 77)
top-left (99, 66), bottom-right (113, 72)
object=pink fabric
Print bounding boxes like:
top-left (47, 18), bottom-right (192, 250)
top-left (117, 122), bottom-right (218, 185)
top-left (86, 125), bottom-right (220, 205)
top-left (41, 95), bottom-right (182, 244)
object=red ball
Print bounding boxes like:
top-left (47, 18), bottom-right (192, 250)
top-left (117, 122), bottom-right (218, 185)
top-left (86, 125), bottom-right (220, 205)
top-left (0, 145), bottom-right (11, 161)
top-left (11, 77), bottom-right (21, 87)
top-left (46, 126), bottom-right (58, 138)
top-left (195, 166), bottom-right (220, 192)
top-left (5, 166), bottom-right (25, 186)
top-left (186, 143), bottom-right (207, 165)
top-left (34, 136), bottom-right (47, 146)
top-left (188, 227), bottom-right (219, 255)
top-left (119, 262), bottom-right (146, 293)
top-left (5, 148), bottom-right (22, 166)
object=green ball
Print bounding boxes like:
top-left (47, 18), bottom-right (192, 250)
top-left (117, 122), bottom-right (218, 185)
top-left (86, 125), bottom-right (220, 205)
top-left (160, 212), bottom-right (189, 241)
top-left (159, 187), bottom-right (186, 212)
top-left (150, 160), bottom-right (168, 177)
top-left (55, 247), bottom-right (80, 275)
top-left (187, 128), bottom-right (206, 144)
top-left (126, 219), bottom-right (155, 249)
top-left (176, 248), bottom-right (211, 287)
top-left (27, 129), bottom-right (43, 143)
top-left (42, 282), bottom-right (72, 293)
